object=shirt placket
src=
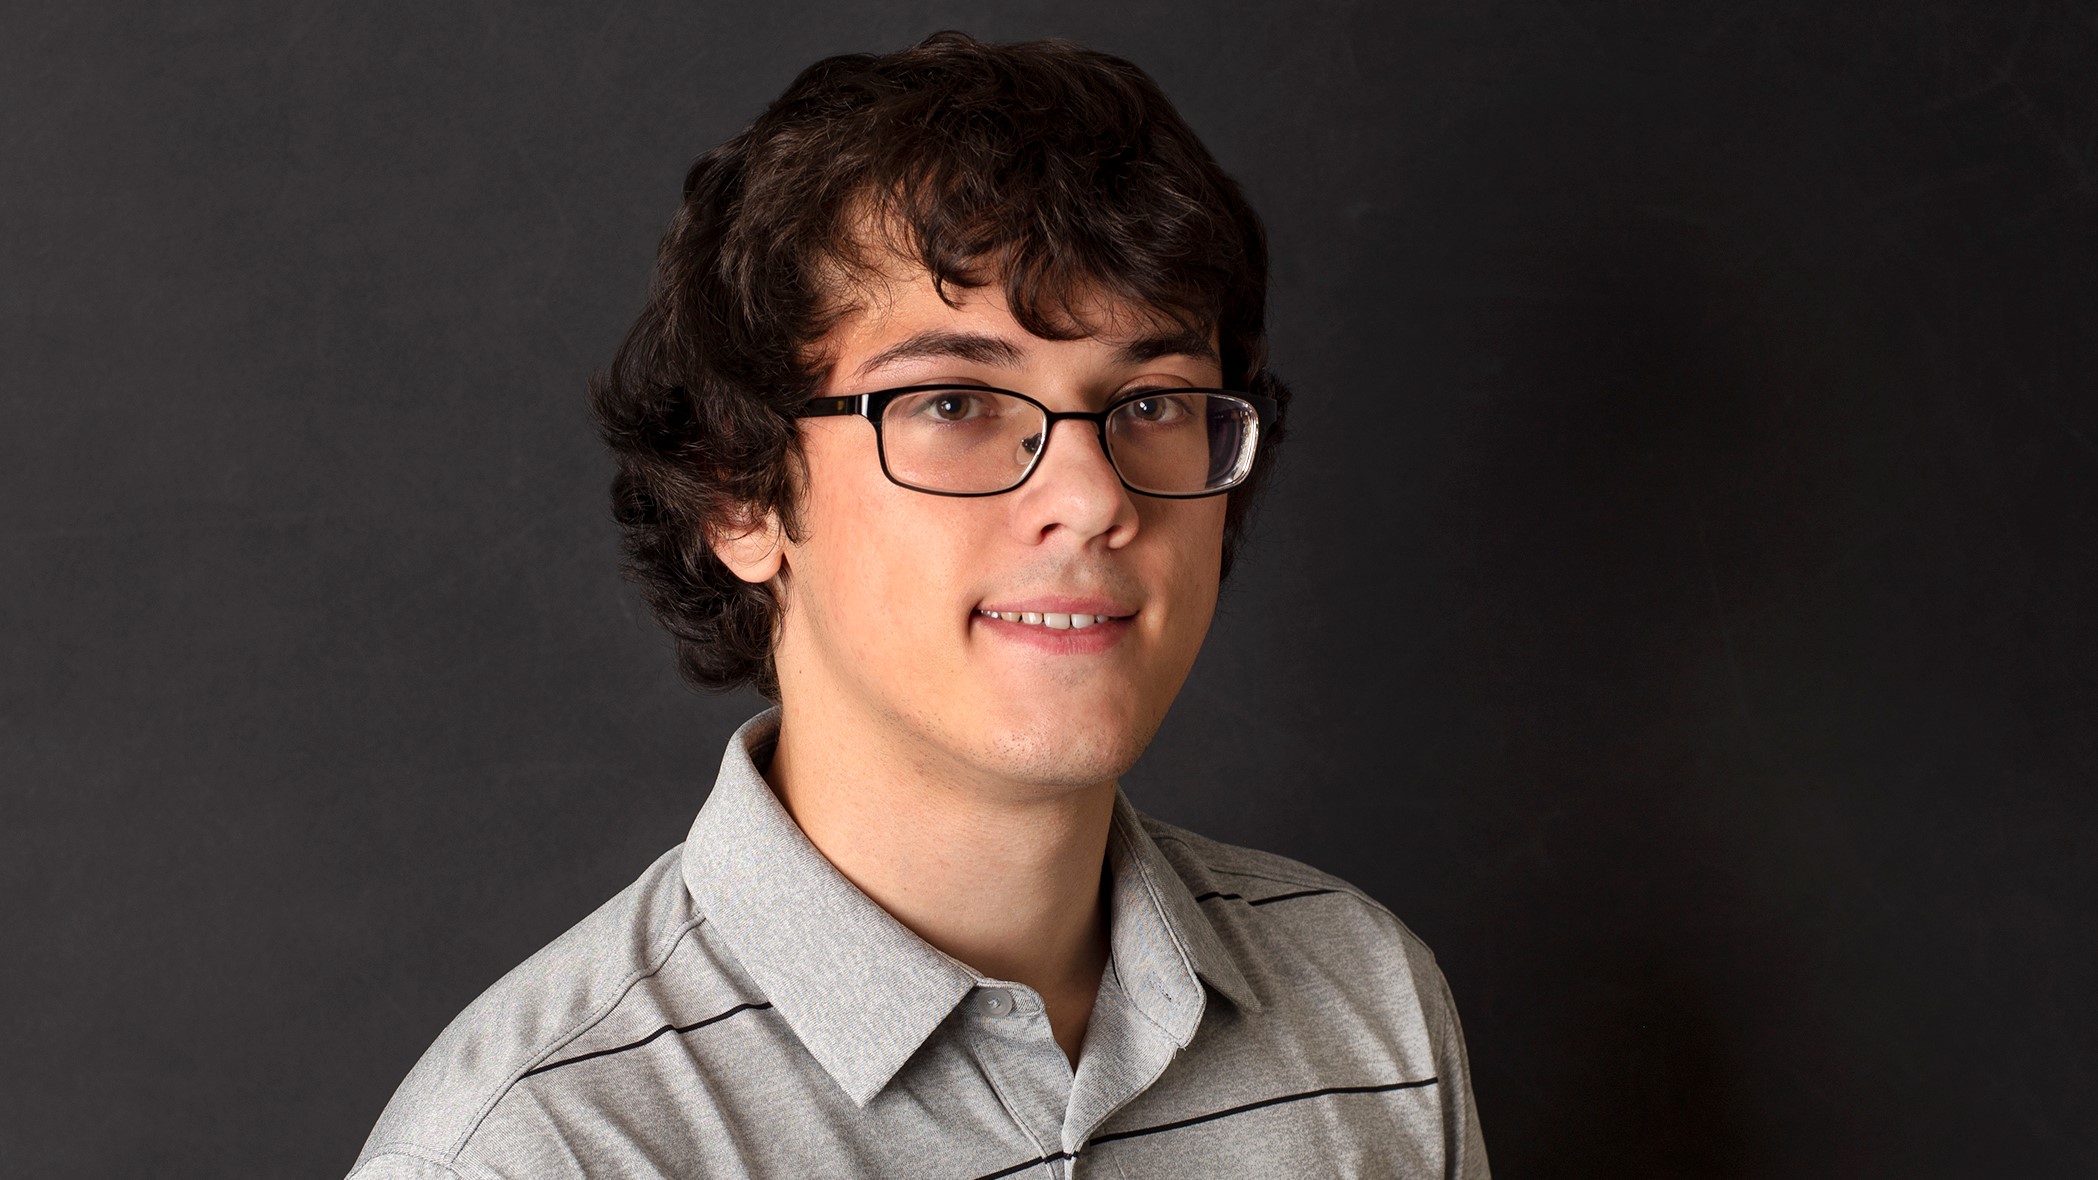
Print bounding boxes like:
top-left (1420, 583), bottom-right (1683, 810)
top-left (963, 982), bottom-right (1078, 1178)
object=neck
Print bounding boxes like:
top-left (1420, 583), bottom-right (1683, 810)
top-left (763, 701), bottom-right (1114, 1062)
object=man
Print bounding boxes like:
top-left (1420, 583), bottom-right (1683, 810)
top-left (351, 31), bottom-right (1487, 1179)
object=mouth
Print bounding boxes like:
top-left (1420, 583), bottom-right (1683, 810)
top-left (971, 598), bottom-right (1139, 652)
top-left (971, 607), bottom-right (1134, 631)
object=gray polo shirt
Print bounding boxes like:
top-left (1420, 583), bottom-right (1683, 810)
top-left (351, 710), bottom-right (1489, 1178)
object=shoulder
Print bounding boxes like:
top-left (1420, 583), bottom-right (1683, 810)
top-left (347, 1153), bottom-right (466, 1180)
top-left (1138, 813), bottom-right (1387, 901)
top-left (1136, 811), bottom-right (1454, 1021)
top-left (350, 846), bottom-right (703, 1175)
top-left (1139, 810), bottom-right (1425, 937)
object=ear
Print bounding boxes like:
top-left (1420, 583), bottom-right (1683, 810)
top-left (707, 509), bottom-right (785, 585)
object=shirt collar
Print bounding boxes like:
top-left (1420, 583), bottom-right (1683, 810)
top-left (1100, 790), bottom-right (1262, 1040)
top-left (681, 709), bottom-right (1259, 1107)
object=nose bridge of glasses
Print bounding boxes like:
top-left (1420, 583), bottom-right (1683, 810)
top-left (1033, 408), bottom-right (1118, 470)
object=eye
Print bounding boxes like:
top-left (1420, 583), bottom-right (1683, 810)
top-left (1123, 394), bottom-right (1189, 423)
top-left (899, 390), bottom-right (995, 422)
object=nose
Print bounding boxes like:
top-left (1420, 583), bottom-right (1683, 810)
top-left (1009, 416), bottom-right (1139, 549)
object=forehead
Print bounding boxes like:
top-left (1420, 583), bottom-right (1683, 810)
top-left (816, 257), bottom-right (1220, 386)
top-left (807, 203), bottom-right (1220, 371)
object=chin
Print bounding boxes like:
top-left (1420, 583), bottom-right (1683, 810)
top-left (963, 701), bottom-right (1161, 790)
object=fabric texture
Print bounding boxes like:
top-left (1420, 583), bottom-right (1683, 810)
top-left (350, 710), bottom-right (1489, 1179)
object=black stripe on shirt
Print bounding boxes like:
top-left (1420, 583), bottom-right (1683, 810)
top-left (968, 1150), bottom-right (1076, 1180)
top-left (1191, 887), bottom-right (1340, 906)
top-left (519, 1000), bottom-right (774, 1079)
top-left (962, 1076), bottom-right (1440, 1180)
top-left (1092, 1076), bottom-right (1440, 1144)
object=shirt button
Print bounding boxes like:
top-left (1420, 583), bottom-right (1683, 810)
top-left (978, 988), bottom-right (1014, 1016)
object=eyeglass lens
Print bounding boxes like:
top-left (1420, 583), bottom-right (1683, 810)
top-left (878, 390), bottom-right (1259, 495)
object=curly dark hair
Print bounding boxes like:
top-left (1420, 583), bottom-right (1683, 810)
top-left (590, 31), bottom-right (1291, 700)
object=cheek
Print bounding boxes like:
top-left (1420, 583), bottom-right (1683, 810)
top-left (1149, 498), bottom-right (1227, 587)
top-left (1138, 498), bottom-right (1228, 648)
top-left (791, 435), bottom-right (971, 652)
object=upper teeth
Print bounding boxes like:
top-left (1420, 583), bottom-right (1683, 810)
top-left (979, 610), bottom-right (1108, 630)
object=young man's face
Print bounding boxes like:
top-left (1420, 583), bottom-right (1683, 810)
top-left (765, 264), bottom-right (1229, 797)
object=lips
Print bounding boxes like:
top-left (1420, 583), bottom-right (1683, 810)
top-left (974, 609), bottom-right (1118, 630)
top-left (973, 595), bottom-right (1136, 631)
top-left (970, 598), bottom-right (1136, 652)
top-left (976, 596), bottom-right (1135, 617)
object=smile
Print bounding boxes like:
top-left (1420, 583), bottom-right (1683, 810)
top-left (973, 609), bottom-right (1125, 630)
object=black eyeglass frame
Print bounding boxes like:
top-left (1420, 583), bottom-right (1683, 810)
top-left (797, 384), bottom-right (1281, 499)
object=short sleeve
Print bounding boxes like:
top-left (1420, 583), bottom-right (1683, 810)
top-left (1425, 963), bottom-right (1491, 1180)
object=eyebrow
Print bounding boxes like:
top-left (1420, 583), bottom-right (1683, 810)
top-left (851, 326), bottom-right (1221, 381)
top-left (853, 330), bottom-right (1024, 379)
top-left (1111, 324), bottom-right (1221, 367)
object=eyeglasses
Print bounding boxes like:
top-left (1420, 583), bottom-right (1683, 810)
top-left (798, 385), bottom-right (1279, 498)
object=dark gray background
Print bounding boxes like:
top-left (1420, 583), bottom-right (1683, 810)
top-left (5, 2), bottom-right (2094, 1176)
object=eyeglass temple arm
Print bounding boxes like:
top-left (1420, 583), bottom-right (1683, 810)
top-left (1238, 391), bottom-right (1281, 428)
top-left (798, 395), bottom-right (864, 418)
